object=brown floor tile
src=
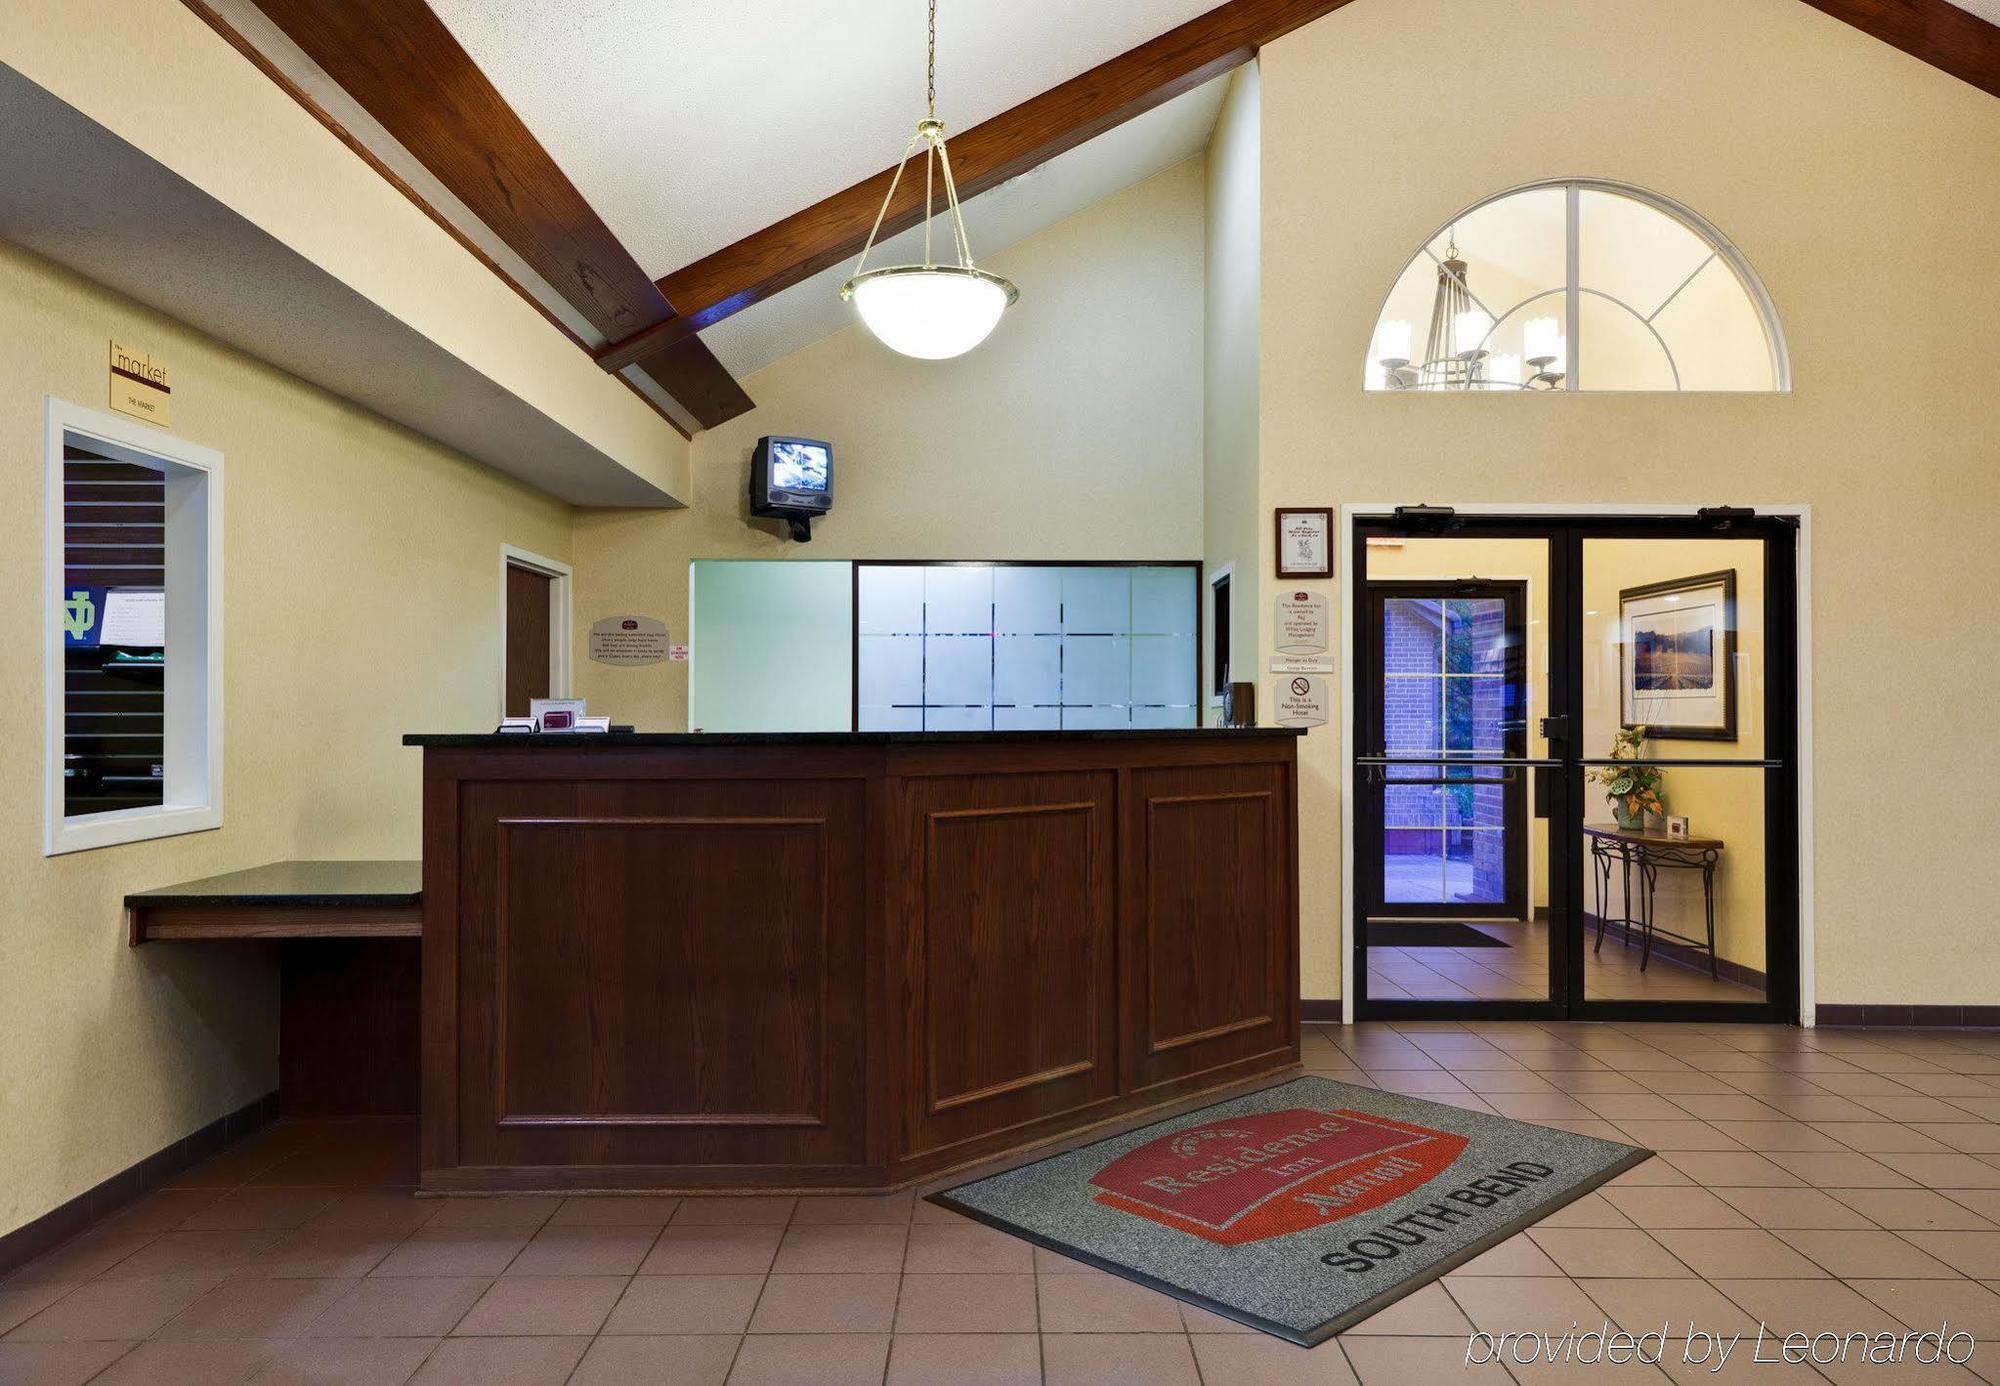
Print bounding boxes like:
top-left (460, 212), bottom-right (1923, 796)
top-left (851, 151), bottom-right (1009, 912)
top-left (408, 1335), bottom-right (587, 1384)
top-left (0, 1340), bottom-right (139, 1385)
top-left (601, 1276), bottom-right (764, 1336)
top-left (1453, 1231), bottom-right (1562, 1276)
top-left (1534, 1192), bottom-right (1638, 1228)
top-left (640, 1226), bottom-right (783, 1276)
top-left (1707, 1121), bottom-right (1844, 1151)
top-left (306, 1275), bottom-right (489, 1338)
top-left (1576, 1276), bottom-right (1762, 1335)
top-left (769, 1223), bottom-right (907, 1274)
top-left (1902, 1231), bottom-right (2000, 1279)
top-left (178, 1188), bottom-right (341, 1232)
top-left (0, 1284), bottom-right (70, 1337)
top-left (157, 1276), bottom-right (354, 1340)
top-left (725, 1333), bottom-right (888, 1384)
top-left (1758, 1149), bottom-right (1913, 1188)
top-left (1829, 1187), bottom-right (1998, 1231)
top-left (901, 1224), bottom-right (1034, 1274)
top-left (885, 1332), bottom-right (1039, 1385)
top-left (424, 1198), bottom-right (559, 1232)
top-left (92, 1190), bottom-right (225, 1237)
top-left (1335, 1281), bottom-right (1469, 1336)
top-left (568, 1333), bottom-right (739, 1386)
top-left (1849, 1277), bottom-right (2000, 1339)
top-left (1340, 1334), bottom-right (1512, 1384)
top-left (504, 1224), bottom-right (658, 1277)
top-left (100, 1230), bottom-right (283, 1279)
top-left (1036, 1270), bottom-right (1183, 1333)
top-left (1890, 1154), bottom-right (2000, 1189)
top-left (1526, 1228), bottom-right (1692, 1278)
top-left (1646, 1228), bottom-right (1828, 1278)
top-left (1707, 1278), bottom-right (1905, 1336)
top-left (548, 1197), bottom-right (682, 1228)
top-left (1919, 1124), bottom-right (2000, 1154)
top-left (1656, 1336), bottom-right (1827, 1385)
top-left (1032, 1248), bottom-right (1094, 1275)
top-left (1190, 1333), bottom-right (1357, 1384)
top-left (1601, 1186), bottom-right (1754, 1230)
top-left (0, 1233), bottom-right (155, 1289)
top-left (1613, 1121), bottom-right (1744, 1152)
top-left (747, 1273), bottom-right (899, 1334)
top-left (1813, 1122), bottom-right (1954, 1154)
top-left (247, 1335), bottom-right (438, 1385)
top-left (246, 1231), bottom-right (400, 1280)
top-left (1710, 1186), bottom-right (1875, 1229)
top-left (1178, 1303), bottom-right (1254, 1333)
top-left (452, 1275), bottom-right (624, 1336)
top-left (301, 1192), bottom-right (438, 1238)
top-left (1438, 1275), bottom-right (1608, 1335)
top-left (90, 1337), bottom-right (273, 1383)
top-left (1657, 1151), bottom-right (1802, 1188)
top-left (1773, 1228), bottom-right (1960, 1278)
top-left (893, 1274), bottom-right (1036, 1334)
top-left (787, 1193), bottom-right (915, 1226)
top-left (369, 1230), bottom-right (529, 1278)
top-left (5, 1275), bottom-right (222, 1340)
top-left (1041, 1332), bottom-right (1197, 1385)
top-left (669, 1198), bottom-right (795, 1227)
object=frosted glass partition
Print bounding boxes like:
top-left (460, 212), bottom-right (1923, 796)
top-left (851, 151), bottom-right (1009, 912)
top-left (856, 563), bottom-right (1198, 732)
top-left (689, 560), bottom-right (853, 732)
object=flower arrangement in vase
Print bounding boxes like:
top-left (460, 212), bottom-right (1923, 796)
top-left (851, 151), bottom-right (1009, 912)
top-left (1591, 726), bottom-right (1664, 830)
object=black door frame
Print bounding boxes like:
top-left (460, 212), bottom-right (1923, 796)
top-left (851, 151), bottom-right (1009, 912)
top-left (1358, 579), bottom-right (1530, 924)
top-left (1350, 512), bottom-right (1800, 1025)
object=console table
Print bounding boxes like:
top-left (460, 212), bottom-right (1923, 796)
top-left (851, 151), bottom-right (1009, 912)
top-left (1583, 824), bottom-right (1725, 978)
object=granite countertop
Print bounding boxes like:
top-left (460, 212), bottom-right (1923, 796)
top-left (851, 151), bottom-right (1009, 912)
top-left (125, 860), bottom-right (421, 907)
top-left (403, 727), bottom-right (1306, 748)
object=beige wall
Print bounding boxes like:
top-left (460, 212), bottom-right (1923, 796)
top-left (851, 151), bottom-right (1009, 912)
top-left (1259, 0), bottom-right (2000, 1004)
top-left (1202, 65), bottom-right (1263, 723)
top-left (575, 160), bottom-right (1208, 729)
top-left (0, 240), bottom-right (572, 1238)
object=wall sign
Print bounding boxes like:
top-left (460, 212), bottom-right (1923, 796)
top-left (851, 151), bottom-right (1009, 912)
top-left (1275, 507), bottom-right (1332, 579)
top-left (108, 340), bottom-right (171, 426)
top-left (1274, 590), bottom-right (1329, 655)
top-left (1273, 674), bottom-right (1329, 728)
top-left (588, 614), bottom-right (670, 666)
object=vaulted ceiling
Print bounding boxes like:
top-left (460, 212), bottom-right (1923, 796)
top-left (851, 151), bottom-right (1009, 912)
top-left (185, 0), bottom-right (1998, 439)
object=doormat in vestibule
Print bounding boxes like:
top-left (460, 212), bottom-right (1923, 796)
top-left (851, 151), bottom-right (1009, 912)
top-left (931, 1075), bottom-right (1648, 1346)
top-left (1364, 920), bottom-right (1509, 949)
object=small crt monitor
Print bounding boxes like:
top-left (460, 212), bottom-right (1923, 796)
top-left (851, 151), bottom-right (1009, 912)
top-left (750, 436), bottom-right (833, 519)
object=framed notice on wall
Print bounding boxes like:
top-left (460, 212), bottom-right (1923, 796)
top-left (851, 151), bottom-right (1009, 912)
top-left (1274, 508), bottom-right (1332, 579)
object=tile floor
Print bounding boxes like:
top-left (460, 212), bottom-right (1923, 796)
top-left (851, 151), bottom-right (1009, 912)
top-left (10, 1021), bottom-right (2000, 1382)
top-left (1368, 919), bottom-right (1765, 1004)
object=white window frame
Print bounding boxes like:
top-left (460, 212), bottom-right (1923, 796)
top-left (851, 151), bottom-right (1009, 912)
top-left (498, 544), bottom-right (573, 718)
top-left (45, 398), bottom-right (223, 855)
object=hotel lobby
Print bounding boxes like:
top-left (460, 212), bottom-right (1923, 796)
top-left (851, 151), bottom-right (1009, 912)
top-left (3, 1), bottom-right (1999, 1381)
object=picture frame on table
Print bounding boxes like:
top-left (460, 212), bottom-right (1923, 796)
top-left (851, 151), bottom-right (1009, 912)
top-left (1619, 569), bottom-right (1738, 741)
top-left (1274, 507), bottom-right (1332, 579)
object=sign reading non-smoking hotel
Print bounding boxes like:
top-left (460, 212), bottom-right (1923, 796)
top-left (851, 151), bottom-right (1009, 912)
top-left (108, 340), bottom-right (171, 426)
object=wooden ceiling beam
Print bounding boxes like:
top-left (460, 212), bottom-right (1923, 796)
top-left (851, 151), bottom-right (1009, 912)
top-left (1800, 0), bottom-right (2000, 99)
top-left (224, 0), bottom-right (751, 431)
top-left (599, 0), bottom-right (1359, 371)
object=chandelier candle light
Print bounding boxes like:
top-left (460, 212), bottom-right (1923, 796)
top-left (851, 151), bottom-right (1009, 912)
top-left (1374, 234), bottom-right (1565, 391)
top-left (841, 0), bottom-right (1018, 359)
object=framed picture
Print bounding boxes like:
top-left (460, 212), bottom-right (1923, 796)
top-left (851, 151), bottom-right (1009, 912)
top-left (1619, 569), bottom-right (1737, 741)
top-left (1274, 508), bottom-right (1332, 579)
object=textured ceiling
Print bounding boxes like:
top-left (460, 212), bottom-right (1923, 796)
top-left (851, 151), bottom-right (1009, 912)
top-left (425, 0), bottom-right (1222, 279)
top-left (1945, 0), bottom-right (2000, 23)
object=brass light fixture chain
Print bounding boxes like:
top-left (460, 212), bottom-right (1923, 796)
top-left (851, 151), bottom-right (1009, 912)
top-left (927, 0), bottom-right (937, 119)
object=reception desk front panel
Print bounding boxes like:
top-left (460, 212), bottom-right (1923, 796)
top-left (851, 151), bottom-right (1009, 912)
top-left (411, 731), bottom-right (1301, 1192)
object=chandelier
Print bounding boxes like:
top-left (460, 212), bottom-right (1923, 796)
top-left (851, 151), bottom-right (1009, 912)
top-left (1371, 234), bottom-right (1565, 391)
top-left (841, 0), bottom-right (1018, 360)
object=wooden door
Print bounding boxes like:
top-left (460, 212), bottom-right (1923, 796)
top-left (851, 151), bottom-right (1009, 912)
top-left (504, 563), bottom-right (552, 716)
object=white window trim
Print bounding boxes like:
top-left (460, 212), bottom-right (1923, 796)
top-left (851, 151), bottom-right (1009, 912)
top-left (498, 544), bottom-right (573, 718)
top-left (45, 398), bottom-right (223, 856)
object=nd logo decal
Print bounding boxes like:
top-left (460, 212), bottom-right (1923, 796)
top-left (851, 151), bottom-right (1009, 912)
top-left (63, 590), bottom-right (98, 641)
top-left (1089, 1109), bottom-right (1467, 1246)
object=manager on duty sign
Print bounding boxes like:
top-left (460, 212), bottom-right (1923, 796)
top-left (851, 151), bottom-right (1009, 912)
top-left (109, 341), bottom-right (170, 426)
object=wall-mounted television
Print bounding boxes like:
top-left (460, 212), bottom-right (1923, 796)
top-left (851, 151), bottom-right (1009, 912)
top-left (751, 436), bottom-right (833, 542)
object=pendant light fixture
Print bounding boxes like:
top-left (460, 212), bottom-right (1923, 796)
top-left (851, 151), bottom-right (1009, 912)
top-left (841, 0), bottom-right (1017, 359)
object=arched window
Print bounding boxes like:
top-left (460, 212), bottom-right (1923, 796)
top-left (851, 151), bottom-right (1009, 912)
top-left (1365, 180), bottom-right (1788, 393)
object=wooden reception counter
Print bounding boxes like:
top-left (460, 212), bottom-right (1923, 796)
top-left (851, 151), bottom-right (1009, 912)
top-left (406, 728), bottom-right (1302, 1193)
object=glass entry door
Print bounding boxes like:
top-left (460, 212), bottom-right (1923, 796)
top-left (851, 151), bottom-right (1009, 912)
top-left (1352, 514), bottom-right (1798, 1022)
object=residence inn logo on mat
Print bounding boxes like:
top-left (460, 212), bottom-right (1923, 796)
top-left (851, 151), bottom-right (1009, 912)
top-left (1089, 1108), bottom-right (1469, 1245)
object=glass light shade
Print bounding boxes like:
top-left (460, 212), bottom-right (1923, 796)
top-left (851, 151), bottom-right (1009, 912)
top-left (1523, 315), bottom-right (1566, 370)
top-left (1374, 318), bottom-right (1413, 364)
top-left (843, 266), bottom-right (1017, 360)
top-left (1454, 309), bottom-right (1493, 356)
top-left (1484, 353), bottom-right (1520, 389)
